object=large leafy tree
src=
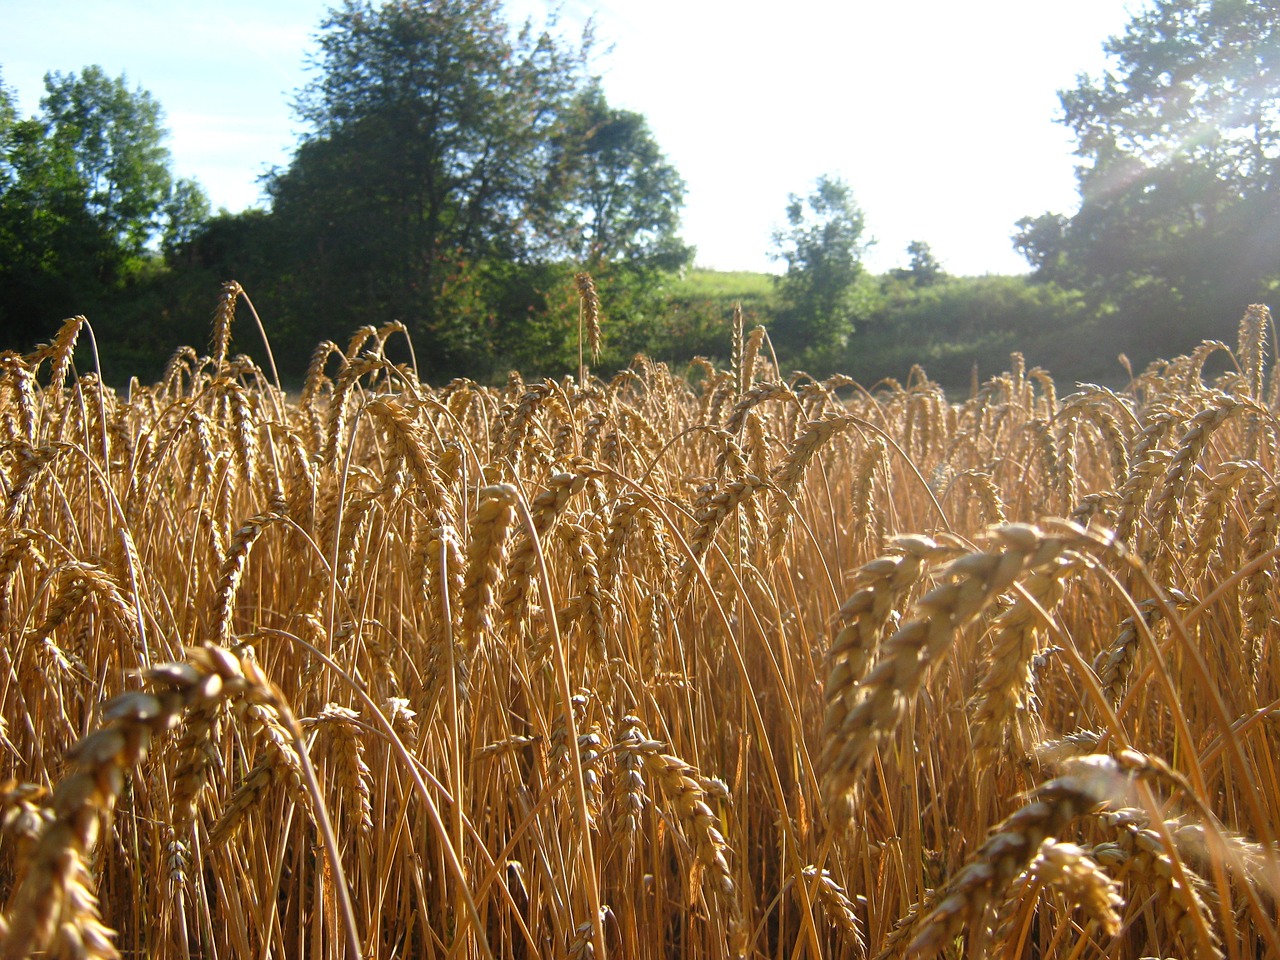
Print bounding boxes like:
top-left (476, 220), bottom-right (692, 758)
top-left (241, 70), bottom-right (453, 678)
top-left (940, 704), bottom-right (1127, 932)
top-left (265, 0), bottom-right (579, 371)
top-left (543, 81), bottom-right (691, 274)
top-left (41, 66), bottom-right (178, 254)
top-left (770, 174), bottom-right (870, 359)
top-left (0, 66), bottom-right (207, 347)
top-left (262, 0), bottom-right (691, 378)
top-left (496, 80), bottom-right (693, 375)
top-left (1015, 0), bottom-right (1280, 349)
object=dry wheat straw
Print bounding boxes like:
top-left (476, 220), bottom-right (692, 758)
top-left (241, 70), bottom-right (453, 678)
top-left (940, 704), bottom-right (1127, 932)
top-left (4, 443), bottom-right (59, 525)
top-left (1149, 395), bottom-right (1252, 578)
top-left (741, 326), bottom-right (764, 398)
top-left (1, 647), bottom-right (288, 959)
top-left (824, 524), bottom-right (1085, 820)
top-left (420, 520), bottom-right (467, 705)
top-left (1092, 807), bottom-right (1223, 959)
top-left (366, 397), bottom-right (444, 505)
top-left (904, 755), bottom-right (1122, 957)
top-left (742, 410), bottom-right (770, 482)
top-left (1116, 411), bottom-right (1178, 543)
top-left (6, 281), bottom-right (1280, 960)
top-left (968, 552), bottom-right (1080, 762)
top-left (949, 469), bottom-right (1007, 527)
top-left (210, 515), bottom-right (273, 643)
top-left (608, 714), bottom-right (648, 866)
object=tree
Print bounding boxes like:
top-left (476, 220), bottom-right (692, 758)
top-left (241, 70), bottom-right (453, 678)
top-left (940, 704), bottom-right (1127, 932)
top-left (1, 81), bottom-right (116, 344)
top-left (543, 81), bottom-right (691, 274)
top-left (40, 67), bottom-right (178, 255)
top-left (770, 174), bottom-right (870, 357)
top-left (263, 0), bottom-right (692, 379)
top-left (0, 71), bottom-right (16, 192)
top-left (498, 80), bottom-right (694, 375)
top-left (0, 66), bottom-right (208, 347)
top-left (1015, 0), bottom-right (1280, 350)
top-left (160, 177), bottom-right (211, 258)
top-left (891, 240), bottom-right (945, 286)
top-left (265, 0), bottom-right (587, 372)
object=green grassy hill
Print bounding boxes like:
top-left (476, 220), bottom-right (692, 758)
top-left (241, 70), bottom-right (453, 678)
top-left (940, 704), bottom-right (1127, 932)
top-left (669, 268), bottom-right (778, 308)
top-left (644, 268), bottom-right (779, 364)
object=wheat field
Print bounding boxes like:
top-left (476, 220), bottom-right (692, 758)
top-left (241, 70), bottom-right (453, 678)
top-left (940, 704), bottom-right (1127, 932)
top-left (0, 282), bottom-right (1277, 959)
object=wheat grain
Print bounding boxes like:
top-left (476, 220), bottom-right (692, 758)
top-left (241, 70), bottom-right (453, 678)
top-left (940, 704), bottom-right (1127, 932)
top-left (460, 484), bottom-right (519, 650)
top-left (802, 865), bottom-right (866, 956)
top-left (634, 740), bottom-right (745, 954)
top-left (1092, 807), bottom-right (1223, 959)
top-left (968, 552), bottom-right (1081, 762)
top-left (905, 755), bottom-right (1121, 958)
top-left (3, 292), bottom-right (1280, 960)
top-left (576, 272), bottom-right (602, 364)
top-left (1, 646), bottom-right (286, 959)
top-left (824, 525), bottom-right (1083, 820)
top-left (1091, 592), bottom-right (1191, 705)
top-left (1242, 477), bottom-right (1280, 676)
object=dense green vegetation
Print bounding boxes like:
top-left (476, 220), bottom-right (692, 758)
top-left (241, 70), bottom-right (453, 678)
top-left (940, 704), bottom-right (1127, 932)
top-left (1014, 0), bottom-right (1280, 362)
top-left (0, 64), bottom-right (208, 355)
top-left (1, 0), bottom-right (1277, 389)
top-left (669, 268), bottom-right (1107, 389)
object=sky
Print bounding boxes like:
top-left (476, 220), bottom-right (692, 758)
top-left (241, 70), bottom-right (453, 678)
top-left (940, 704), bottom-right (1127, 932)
top-left (2, 0), bottom-right (1141, 276)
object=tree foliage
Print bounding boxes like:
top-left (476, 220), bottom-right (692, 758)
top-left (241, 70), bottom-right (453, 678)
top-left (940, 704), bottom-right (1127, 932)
top-left (0, 72), bottom-right (16, 188)
top-left (254, 0), bottom-right (691, 378)
top-left (1015, 0), bottom-right (1280, 350)
top-left (262, 0), bottom-right (569, 368)
top-left (890, 240), bottom-right (945, 286)
top-left (0, 66), bottom-right (207, 347)
top-left (543, 80), bottom-right (691, 273)
top-left (41, 67), bottom-right (176, 253)
top-left (770, 174), bottom-right (869, 357)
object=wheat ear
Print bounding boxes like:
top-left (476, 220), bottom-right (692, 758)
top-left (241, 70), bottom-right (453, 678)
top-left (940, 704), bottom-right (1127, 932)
top-left (210, 281), bottom-right (241, 373)
top-left (460, 484), bottom-right (519, 650)
top-left (801, 865), bottom-right (866, 957)
top-left (824, 524), bottom-right (1080, 821)
top-left (1092, 807), bottom-right (1223, 960)
top-left (823, 536), bottom-right (955, 756)
top-left (1, 647), bottom-right (283, 959)
top-left (905, 755), bottom-right (1121, 958)
top-left (967, 552), bottom-right (1080, 763)
top-left (634, 739), bottom-right (746, 956)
